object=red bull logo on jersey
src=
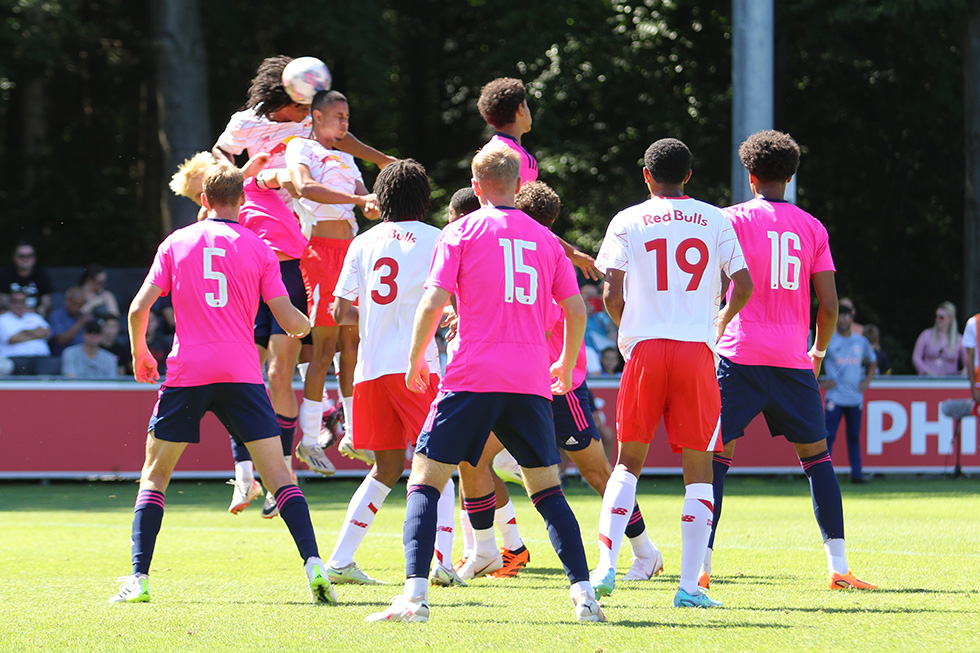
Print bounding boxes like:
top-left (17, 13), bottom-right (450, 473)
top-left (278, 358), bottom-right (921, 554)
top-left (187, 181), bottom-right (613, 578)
top-left (268, 135), bottom-right (299, 156)
top-left (320, 153), bottom-right (350, 169)
top-left (642, 209), bottom-right (707, 227)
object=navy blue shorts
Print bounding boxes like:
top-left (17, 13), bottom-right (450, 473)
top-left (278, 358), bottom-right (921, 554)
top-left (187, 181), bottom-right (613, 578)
top-left (148, 383), bottom-right (280, 444)
top-left (718, 356), bottom-right (828, 445)
top-left (254, 259), bottom-right (312, 347)
top-left (552, 381), bottom-right (601, 451)
top-left (416, 391), bottom-right (560, 468)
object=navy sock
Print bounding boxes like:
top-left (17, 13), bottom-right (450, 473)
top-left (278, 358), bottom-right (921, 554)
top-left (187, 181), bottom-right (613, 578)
top-left (131, 489), bottom-right (165, 576)
top-left (462, 492), bottom-right (496, 531)
top-left (624, 503), bottom-right (646, 539)
top-left (277, 414), bottom-right (297, 457)
top-left (530, 486), bottom-right (589, 584)
top-left (800, 451), bottom-right (845, 540)
top-left (274, 485), bottom-right (319, 560)
top-left (404, 484), bottom-right (440, 578)
top-left (707, 454), bottom-right (732, 549)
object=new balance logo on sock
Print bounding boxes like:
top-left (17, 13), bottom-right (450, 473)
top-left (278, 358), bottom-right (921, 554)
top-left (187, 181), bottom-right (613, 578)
top-left (437, 526), bottom-right (453, 533)
top-left (350, 519), bottom-right (369, 528)
top-left (609, 507), bottom-right (629, 516)
top-left (681, 514), bottom-right (696, 522)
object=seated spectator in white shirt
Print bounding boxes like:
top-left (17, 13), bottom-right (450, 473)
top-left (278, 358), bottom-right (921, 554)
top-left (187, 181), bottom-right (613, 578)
top-left (0, 290), bottom-right (58, 375)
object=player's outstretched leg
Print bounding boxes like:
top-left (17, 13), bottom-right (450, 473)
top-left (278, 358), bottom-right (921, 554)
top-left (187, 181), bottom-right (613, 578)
top-left (700, 451), bottom-right (733, 588)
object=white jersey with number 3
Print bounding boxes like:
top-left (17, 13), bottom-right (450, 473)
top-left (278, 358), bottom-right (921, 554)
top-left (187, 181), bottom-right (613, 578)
top-left (334, 220), bottom-right (442, 383)
top-left (596, 196), bottom-right (746, 358)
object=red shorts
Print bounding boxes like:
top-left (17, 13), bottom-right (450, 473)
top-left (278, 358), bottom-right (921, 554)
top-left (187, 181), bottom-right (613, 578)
top-left (301, 236), bottom-right (352, 328)
top-left (352, 373), bottom-right (440, 451)
top-left (616, 339), bottom-right (721, 453)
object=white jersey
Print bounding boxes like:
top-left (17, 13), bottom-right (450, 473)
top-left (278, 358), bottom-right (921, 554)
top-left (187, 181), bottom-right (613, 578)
top-left (334, 220), bottom-right (442, 383)
top-left (285, 138), bottom-right (362, 235)
top-left (214, 108), bottom-right (310, 207)
top-left (964, 315), bottom-right (979, 369)
top-left (596, 195), bottom-right (746, 358)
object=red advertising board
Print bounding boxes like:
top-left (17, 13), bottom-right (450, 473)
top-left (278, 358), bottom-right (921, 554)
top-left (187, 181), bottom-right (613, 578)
top-left (1, 377), bottom-right (976, 478)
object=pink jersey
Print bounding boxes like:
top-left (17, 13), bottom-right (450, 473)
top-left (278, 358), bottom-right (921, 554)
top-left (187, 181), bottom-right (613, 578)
top-left (596, 196), bottom-right (746, 358)
top-left (147, 219), bottom-right (288, 387)
top-left (427, 207), bottom-right (579, 398)
top-left (285, 138), bottom-right (362, 235)
top-left (547, 304), bottom-right (588, 391)
top-left (715, 198), bottom-right (835, 369)
top-left (239, 177), bottom-right (309, 260)
top-left (335, 220), bottom-right (442, 383)
top-left (484, 133), bottom-right (538, 184)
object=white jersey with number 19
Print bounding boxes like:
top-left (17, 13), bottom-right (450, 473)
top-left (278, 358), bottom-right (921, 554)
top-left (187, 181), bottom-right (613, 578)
top-left (334, 220), bottom-right (442, 384)
top-left (595, 195), bottom-right (746, 359)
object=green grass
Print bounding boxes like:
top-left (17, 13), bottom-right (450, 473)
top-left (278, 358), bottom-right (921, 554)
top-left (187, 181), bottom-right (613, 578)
top-left (1, 476), bottom-right (978, 651)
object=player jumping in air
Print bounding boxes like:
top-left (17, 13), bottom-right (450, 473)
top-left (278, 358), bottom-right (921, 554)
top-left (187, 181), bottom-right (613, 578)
top-left (590, 138), bottom-right (753, 608)
top-left (701, 130), bottom-right (876, 591)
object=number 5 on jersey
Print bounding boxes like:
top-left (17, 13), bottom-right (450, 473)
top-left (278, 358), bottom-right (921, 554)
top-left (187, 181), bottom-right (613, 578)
top-left (204, 247), bottom-right (228, 307)
top-left (499, 238), bottom-right (538, 304)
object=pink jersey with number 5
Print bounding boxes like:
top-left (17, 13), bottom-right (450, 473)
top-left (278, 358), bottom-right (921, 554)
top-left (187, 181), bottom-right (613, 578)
top-left (715, 198), bottom-right (835, 369)
top-left (426, 207), bottom-right (578, 398)
top-left (147, 218), bottom-right (287, 387)
top-left (596, 196), bottom-right (746, 359)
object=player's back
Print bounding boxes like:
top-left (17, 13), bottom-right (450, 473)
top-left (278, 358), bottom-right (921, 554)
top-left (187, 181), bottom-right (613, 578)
top-left (341, 220), bottom-right (442, 382)
top-left (484, 134), bottom-right (537, 184)
top-left (715, 198), bottom-right (835, 369)
top-left (216, 109), bottom-right (309, 168)
top-left (150, 219), bottom-right (283, 386)
top-left (598, 196), bottom-right (743, 357)
top-left (431, 207), bottom-right (578, 398)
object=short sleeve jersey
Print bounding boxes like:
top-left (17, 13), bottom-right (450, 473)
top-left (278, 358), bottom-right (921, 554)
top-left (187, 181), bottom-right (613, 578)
top-left (484, 133), bottom-right (538, 184)
top-left (334, 220), bottom-right (442, 384)
top-left (963, 315), bottom-right (979, 369)
top-left (715, 198), bottom-right (836, 369)
top-left (285, 138), bottom-right (362, 234)
top-left (147, 219), bottom-right (287, 387)
top-left (215, 108), bottom-right (310, 169)
top-left (823, 332), bottom-right (876, 406)
top-left (427, 207), bottom-right (579, 398)
top-left (239, 177), bottom-right (308, 260)
top-left (596, 196), bottom-right (746, 358)
top-left (547, 304), bottom-right (588, 391)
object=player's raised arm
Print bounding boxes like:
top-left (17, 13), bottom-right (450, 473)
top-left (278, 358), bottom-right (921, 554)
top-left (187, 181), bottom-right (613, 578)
top-left (406, 286), bottom-right (451, 392)
top-left (128, 280), bottom-right (163, 384)
top-left (809, 270), bottom-right (839, 377)
top-left (335, 132), bottom-right (396, 169)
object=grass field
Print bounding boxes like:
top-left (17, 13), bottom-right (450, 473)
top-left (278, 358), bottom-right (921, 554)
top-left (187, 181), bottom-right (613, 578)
top-left (1, 475), bottom-right (978, 651)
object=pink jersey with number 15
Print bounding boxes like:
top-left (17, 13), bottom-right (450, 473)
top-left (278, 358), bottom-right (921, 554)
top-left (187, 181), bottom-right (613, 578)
top-left (426, 207), bottom-right (579, 399)
top-left (715, 198), bottom-right (835, 369)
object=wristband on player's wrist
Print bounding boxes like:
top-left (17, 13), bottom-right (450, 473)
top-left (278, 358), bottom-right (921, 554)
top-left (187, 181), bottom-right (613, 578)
top-left (809, 346), bottom-right (827, 358)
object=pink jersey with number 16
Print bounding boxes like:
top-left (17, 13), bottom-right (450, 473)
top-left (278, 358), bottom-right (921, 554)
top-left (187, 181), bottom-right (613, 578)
top-left (426, 207), bottom-right (579, 399)
top-left (147, 218), bottom-right (288, 387)
top-left (715, 198), bottom-right (835, 369)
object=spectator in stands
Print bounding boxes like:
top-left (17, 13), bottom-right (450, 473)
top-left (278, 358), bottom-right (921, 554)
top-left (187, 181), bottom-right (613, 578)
top-left (0, 241), bottom-right (53, 316)
top-left (99, 313), bottom-right (132, 376)
top-left (48, 287), bottom-right (94, 356)
top-left (598, 346), bottom-right (624, 377)
top-left (78, 264), bottom-right (120, 320)
top-left (838, 297), bottom-right (864, 335)
top-left (862, 324), bottom-right (891, 375)
top-left (912, 301), bottom-right (966, 376)
top-left (61, 321), bottom-right (119, 379)
top-left (581, 283), bottom-right (616, 355)
top-left (0, 290), bottom-right (58, 375)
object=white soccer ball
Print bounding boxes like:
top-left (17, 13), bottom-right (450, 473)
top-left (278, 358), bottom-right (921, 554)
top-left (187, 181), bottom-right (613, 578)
top-left (281, 56), bottom-right (332, 104)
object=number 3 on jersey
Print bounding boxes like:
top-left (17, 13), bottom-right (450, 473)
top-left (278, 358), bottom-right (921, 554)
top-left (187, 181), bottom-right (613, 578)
top-left (371, 257), bottom-right (399, 305)
top-left (644, 237), bottom-right (708, 291)
top-left (499, 238), bottom-right (538, 304)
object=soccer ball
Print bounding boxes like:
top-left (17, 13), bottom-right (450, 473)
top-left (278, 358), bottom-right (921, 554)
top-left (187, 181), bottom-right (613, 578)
top-left (281, 56), bottom-right (332, 104)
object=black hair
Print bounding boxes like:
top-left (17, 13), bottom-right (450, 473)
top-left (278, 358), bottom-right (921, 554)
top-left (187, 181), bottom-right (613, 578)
top-left (245, 55), bottom-right (296, 118)
top-left (311, 89), bottom-right (348, 114)
top-left (374, 159), bottom-right (431, 222)
top-left (515, 181), bottom-right (561, 228)
top-left (477, 78), bottom-right (527, 129)
top-left (738, 130), bottom-right (800, 181)
top-left (643, 138), bottom-right (692, 185)
top-left (79, 263), bottom-right (106, 286)
top-left (449, 187), bottom-right (480, 218)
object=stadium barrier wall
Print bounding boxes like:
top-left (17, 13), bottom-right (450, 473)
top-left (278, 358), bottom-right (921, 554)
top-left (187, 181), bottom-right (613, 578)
top-left (0, 377), bottom-right (976, 479)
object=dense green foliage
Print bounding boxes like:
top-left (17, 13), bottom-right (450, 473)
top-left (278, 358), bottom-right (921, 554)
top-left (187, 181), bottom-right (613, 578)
top-left (0, 0), bottom-right (968, 366)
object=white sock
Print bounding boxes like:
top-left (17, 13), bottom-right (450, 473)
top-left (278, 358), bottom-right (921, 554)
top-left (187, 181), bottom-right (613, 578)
top-left (825, 538), bottom-right (848, 575)
top-left (299, 398), bottom-right (323, 447)
top-left (404, 577), bottom-right (428, 602)
top-left (473, 526), bottom-right (497, 558)
top-left (494, 500), bottom-right (523, 551)
top-left (434, 478), bottom-right (456, 568)
top-left (328, 476), bottom-right (391, 569)
top-left (341, 395), bottom-right (354, 437)
top-left (628, 529), bottom-right (657, 560)
top-left (235, 460), bottom-right (254, 485)
top-left (569, 579), bottom-right (594, 600)
top-left (596, 468), bottom-right (637, 572)
top-left (460, 509), bottom-right (474, 559)
top-left (679, 482), bottom-right (714, 594)
top-left (701, 547), bottom-right (713, 576)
